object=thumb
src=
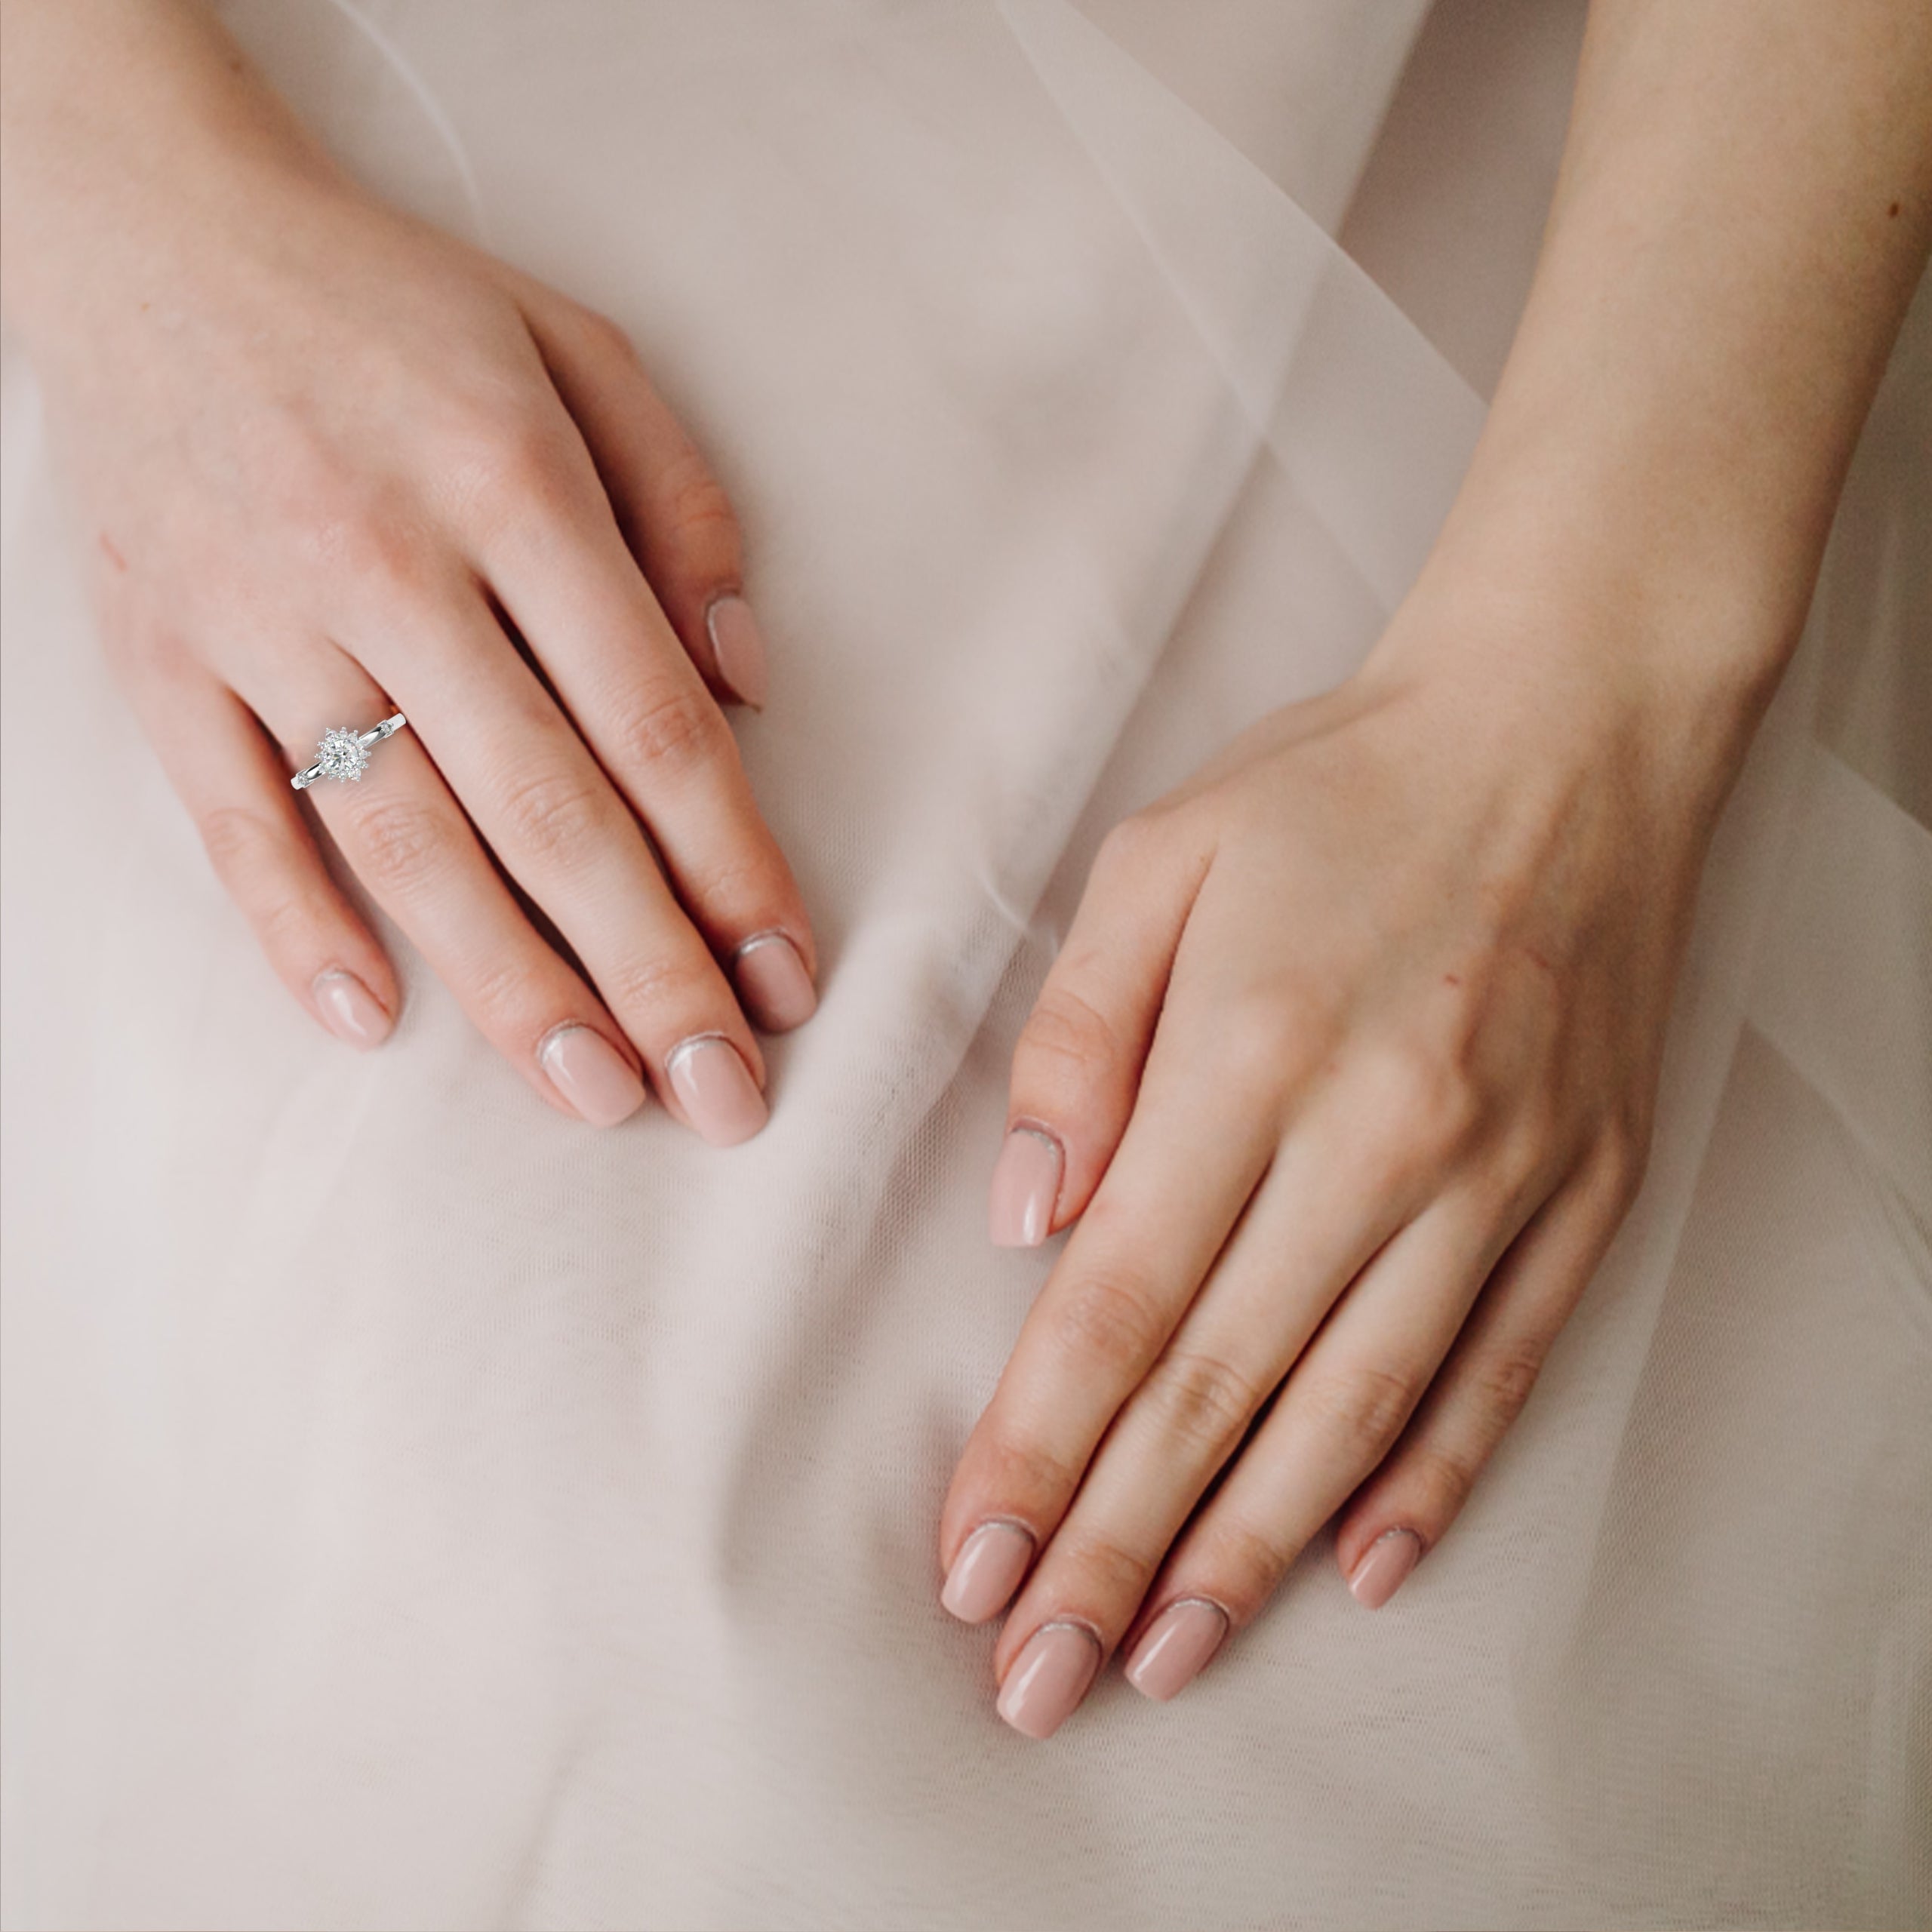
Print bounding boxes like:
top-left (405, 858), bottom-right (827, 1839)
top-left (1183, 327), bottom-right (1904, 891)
top-left (992, 811), bottom-right (1212, 1246)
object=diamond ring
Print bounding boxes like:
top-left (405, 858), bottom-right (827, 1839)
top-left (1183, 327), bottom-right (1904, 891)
top-left (291, 712), bottom-right (408, 791)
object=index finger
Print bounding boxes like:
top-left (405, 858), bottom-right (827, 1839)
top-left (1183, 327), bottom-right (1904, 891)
top-left (937, 1033), bottom-right (1279, 1620)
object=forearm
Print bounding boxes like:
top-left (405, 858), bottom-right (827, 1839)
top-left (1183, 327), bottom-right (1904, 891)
top-left (1377, 0), bottom-right (1932, 783)
top-left (0, 0), bottom-right (342, 351)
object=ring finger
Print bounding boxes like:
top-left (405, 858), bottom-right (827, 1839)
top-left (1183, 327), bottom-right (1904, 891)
top-left (255, 638), bottom-right (652, 1126)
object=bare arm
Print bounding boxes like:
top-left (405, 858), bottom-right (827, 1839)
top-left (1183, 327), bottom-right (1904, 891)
top-left (1404, 0), bottom-right (1932, 751)
top-left (943, 0), bottom-right (1932, 1735)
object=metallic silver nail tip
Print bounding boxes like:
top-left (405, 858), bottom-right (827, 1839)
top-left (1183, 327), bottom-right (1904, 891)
top-left (535, 1020), bottom-right (592, 1066)
top-left (1158, 1593), bottom-right (1232, 1630)
top-left (1371, 1525), bottom-right (1425, 1552)
top-left (663, 1029), bottom-right (732, 1077)
top-left (1033, 1616), bottom-right (1105, 1657)
top-left (728, 928), bottom-right (792, 964)
top-left (975, 1514), bottom-right (1038, 1543)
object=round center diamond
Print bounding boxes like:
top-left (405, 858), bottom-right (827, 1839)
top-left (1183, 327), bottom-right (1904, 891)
top-left (315, 726), bottom-right (370, 782)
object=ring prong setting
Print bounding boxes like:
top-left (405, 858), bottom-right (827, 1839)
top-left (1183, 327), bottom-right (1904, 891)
top-left (316, 725), bottom-right (371, 783)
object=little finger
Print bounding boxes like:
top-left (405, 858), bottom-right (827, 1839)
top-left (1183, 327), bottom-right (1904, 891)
top-left (1332, 1146), bottom-right (1641, 1605)
top-left (128, 649), bottom-right (398, 1048)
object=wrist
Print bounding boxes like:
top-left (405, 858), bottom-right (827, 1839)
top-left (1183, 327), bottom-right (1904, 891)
top-left (1357, 489), bottom-right (1789, 844)
top-left (2, 0), bottom-right (347, 358)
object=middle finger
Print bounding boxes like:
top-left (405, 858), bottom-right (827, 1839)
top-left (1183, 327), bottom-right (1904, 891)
top-left (355, 583), bottom-right (771, 1144)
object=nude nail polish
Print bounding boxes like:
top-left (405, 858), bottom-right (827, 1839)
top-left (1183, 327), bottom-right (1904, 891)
top-left (732, 931), bottom-right (817, 1032)
top-left (666, 1033), bottom-right (768, 1146)
top-left (312, 968), bottom-right (391, 1048)
top-left (1348, 1527), bottom-right (1423, 1609)
top-left (996, 1620), bottom-right (1102, 1740)
top-left (989, 1125), bottom-right (1063, 1247)
top-left (940, 1520), bottom-right (1036, 1624)
top-left (706, 593), bottom-right (768, 709)
top-left (538, 1022), bottom-right (647, 1127)
top-left (1122, 1597), bottom-right (1229, 1701)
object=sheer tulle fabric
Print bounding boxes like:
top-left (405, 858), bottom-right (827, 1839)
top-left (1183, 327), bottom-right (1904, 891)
top-left (2, 5), bottom-right (1925, 1926)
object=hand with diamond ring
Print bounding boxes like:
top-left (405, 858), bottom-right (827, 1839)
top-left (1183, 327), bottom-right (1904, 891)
top-left (1, 0), bottom-right (816, 1142)
top-left (938, 0), bottom-right (1932, 1735)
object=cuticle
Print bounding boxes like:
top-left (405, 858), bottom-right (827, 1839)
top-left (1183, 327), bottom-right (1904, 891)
top-left (728, 927), bottom-right (799, 968)
top-left (1353, 1524), bottom-right (1427, 1577)
top-left (535, 1019), bottom-right (589, 1064)
top-left (1128, 1593), bottom-right (1232, 1663)
top-left (973, 1512), bottom-right (1038, 1546)
top-left (1164, 1592), bottom-right (1234, 1629)
top-left (1033, 1614), bottom-right (1106, 1657)
top-left (1007, 1116), bottom-right (1063, 1154)
top-left (663, 1029), bottom-right (732, 1077)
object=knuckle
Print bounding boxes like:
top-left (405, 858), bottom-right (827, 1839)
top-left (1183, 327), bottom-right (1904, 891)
top-left (1057, 1522), bottom-right (1157, 1601)
top-left (1208, 993), bottom-right (1316, 1104)
top-left (1198, 1515), bottom-right (1289, 1614)
top-left (601, 949), bottom-right (715, 1031)
top-left (1298, 1361), bottom-right (1422, 1463)
top-left (456, 415), bottom-right (583, 533)
top-left (495, 761), bottom-right (613, 866)
top-left (311, 503), bottom-right (441, 605)
top-left (610, 679), bottom-right (728, 781)
top-left (196, 803), bottom-right (281, 888)
top-left (1049, 1269), bottom-right (1169, 1380)
top-left (1598, 1110), bottom-right (1653, 1214)
top-left (1469, 1345), bottom-right (1546, 1426)
top-left (464, 949), bottom-right (544, 1028)
top-left (1141, 1346), bottom-right (1270, 1461)
top-left (1386, 1046), bottom-right (1483, 1166)
top-left (687, 843), bottom-right (792, 924)
top-left (252, 884), bottom-right (321, 958)
top-left (346, 792), bottom-right (456, 897)
top-left (977, 1425), bottom-right (1082, 1508)
top-left (1401, 1443), bottom-right (1479, 1524)
top-left (1020, 982), bottom-right (1124, 1088)
top-left (663, 460), bottom-right (740, 549)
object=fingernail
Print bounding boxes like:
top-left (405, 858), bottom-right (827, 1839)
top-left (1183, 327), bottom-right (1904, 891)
top-left (706, 593), bottom-right (768, 709)
top-left (989, 1126), bottom-right (1063, 1247)
top-left (731, 931), bottom-right (817, 1032)
top-left (1348, 1527), bottom-right (1423, 1609)
top-left (995, 1621), bottom-right (1103, 1740)
top-left (666, 1032), bottom-right (768, 1146)
top-left (312, 968), bottom-right (392, 1048)
top-left (538, 1022), bottom-right (648, 1126)
top-left (1122, 1598), bottom-right (1229, 1702)
top-left (940, 1520), bottom-right (1036, 1624)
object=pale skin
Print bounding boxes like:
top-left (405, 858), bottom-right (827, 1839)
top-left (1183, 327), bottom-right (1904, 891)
top-left (3, 0), bottom-right (1929, 1743)
top-left (2, 0), bottom-right (820, 1143)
